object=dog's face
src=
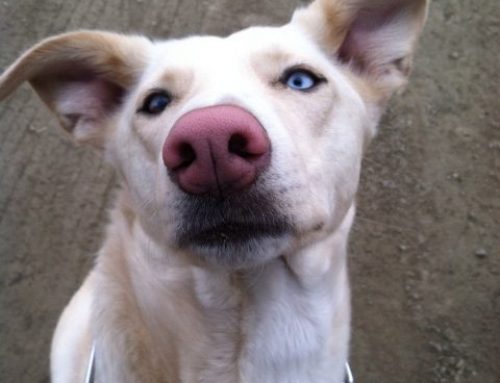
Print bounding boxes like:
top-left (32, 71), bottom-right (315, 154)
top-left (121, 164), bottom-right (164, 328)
top-left (0, 0), bottom-right (428, 268)
top-left (117, 27), bottom-right (370, 267)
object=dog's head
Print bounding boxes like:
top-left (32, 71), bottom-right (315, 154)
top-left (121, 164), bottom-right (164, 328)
top-left (0, 0), bottom-right (427, 268)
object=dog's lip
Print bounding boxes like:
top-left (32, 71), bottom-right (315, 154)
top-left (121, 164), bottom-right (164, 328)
top-left (175, 183), bottom-right (293, 248)
top-left (178, 220), bottom-right (292, 246)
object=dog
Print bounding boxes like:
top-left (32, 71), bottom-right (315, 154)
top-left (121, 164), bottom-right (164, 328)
top-left (0, 0), bottom-right (428, 381)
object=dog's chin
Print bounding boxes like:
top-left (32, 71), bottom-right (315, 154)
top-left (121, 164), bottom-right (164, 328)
top-left (174, 188), bottom-right (294, 268)
top-left (182, 229), bottom-right (293, 268)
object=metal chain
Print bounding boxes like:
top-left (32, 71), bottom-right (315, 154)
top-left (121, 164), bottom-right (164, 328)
top-left (84, 343), bottom-right (96, 383)
top-left (84, 343), bottom-right (354, 383)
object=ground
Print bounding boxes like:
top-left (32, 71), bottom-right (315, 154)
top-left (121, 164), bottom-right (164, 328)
top-left (0, 0), bottom-right (498, 382)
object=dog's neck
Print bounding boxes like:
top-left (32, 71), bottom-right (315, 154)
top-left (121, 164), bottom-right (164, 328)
top-left (93, 192), bottom-right (354, 383)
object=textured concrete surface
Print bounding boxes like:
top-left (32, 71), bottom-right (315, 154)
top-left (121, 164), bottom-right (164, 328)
top-left (0, 1), bottom-right (499, 382)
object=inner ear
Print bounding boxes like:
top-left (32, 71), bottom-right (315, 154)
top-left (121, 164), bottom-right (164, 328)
top-left (52, 79), bottom-right (124, 139)
top-left (31, 63), bottom-right (127, 144)
top-left (336, 2), bottom-right (422, 77)
top-left (337, 4), bottom-right (400, 70)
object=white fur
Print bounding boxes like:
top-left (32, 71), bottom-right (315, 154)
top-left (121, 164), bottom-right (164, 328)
top-left (52, 26), bottom-right (364, 381)
top-left (0, 1), bottom-right (428, 382)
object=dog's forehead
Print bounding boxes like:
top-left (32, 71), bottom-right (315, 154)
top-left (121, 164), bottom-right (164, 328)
top-left (142, 24), bottom-right (325, 82)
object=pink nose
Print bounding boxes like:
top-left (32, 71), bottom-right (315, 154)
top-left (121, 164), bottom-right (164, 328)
top-left (163, 105), bottom-right (271, 195)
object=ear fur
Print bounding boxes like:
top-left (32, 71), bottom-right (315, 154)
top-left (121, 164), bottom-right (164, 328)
top-left (293, 0), bottom-right (428, 100)
top-left (0, 31), bottom-right (151, 146)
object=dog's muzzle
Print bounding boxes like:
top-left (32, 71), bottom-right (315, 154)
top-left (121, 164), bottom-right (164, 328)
top-left (163, 105), bottom-right (292, 265)
top-left (173, 183), bottom-right (293, 267)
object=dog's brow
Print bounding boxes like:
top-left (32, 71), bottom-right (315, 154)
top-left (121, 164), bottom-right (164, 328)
top-left (138, 67), bottom-right (194, 102)
top-left (159, 68), bottom-right (194, 86)
top-left (250, 49), bottom-right (297, 80)
top-left (252, 49), bottom-right (293, 66)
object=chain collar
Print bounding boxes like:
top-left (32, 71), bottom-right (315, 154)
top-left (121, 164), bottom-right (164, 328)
top-left (84, 343), bottom-right (354, 383)
top-left (344, 362), bottom-right (354, 383)
top-left (84, 343), bottom-right (96, 383)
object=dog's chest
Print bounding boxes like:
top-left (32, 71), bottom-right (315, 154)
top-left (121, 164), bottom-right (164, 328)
top-left (192, 261), bottom-right (337, 383)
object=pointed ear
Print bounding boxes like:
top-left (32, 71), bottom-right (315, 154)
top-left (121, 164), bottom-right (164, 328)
top-left (293, 0), bottom-right (428, 99)
top-left (0, 31), bottom-right (151, 146)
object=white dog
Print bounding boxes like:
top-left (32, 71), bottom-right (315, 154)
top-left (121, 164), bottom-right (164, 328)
top-left (0, 0), bottom-right (428, 382)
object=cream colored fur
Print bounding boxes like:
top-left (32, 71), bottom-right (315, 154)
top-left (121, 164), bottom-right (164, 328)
top-left (0, 1), bottom-right (428, 382)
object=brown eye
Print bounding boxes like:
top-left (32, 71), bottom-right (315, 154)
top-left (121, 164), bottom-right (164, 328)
top-left (139, 91), bottom-right (171, 115)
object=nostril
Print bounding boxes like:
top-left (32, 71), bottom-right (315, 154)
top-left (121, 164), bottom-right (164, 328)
top-left (175, 142), bottom-right (196, 169)
top-left (163, 105), bottom-right (272, 195)
top-left (228, 133), bottom-right (252, 159)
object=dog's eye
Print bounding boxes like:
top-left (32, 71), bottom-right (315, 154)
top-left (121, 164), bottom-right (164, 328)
top-left (282, 69), bottom-right (324, 91)
top-left (139, 91), bottom-right (171, 115)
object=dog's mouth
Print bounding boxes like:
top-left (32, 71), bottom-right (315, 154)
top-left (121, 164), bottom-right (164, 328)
top-left (181, 221), bottom-right (288, 246)
top-left (175, 187), bottom-right (293, 252)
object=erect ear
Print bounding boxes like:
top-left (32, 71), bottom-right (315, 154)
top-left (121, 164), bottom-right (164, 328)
top-left (293, 0), bottom-right (428, 100)
top-left (0, 31), bottom-right (151, 146)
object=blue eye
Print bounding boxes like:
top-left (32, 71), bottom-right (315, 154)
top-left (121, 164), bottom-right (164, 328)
top-left (140, 91), bottom-right (171, 115)
top-left (284, 69), bottom-right (323, 91)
